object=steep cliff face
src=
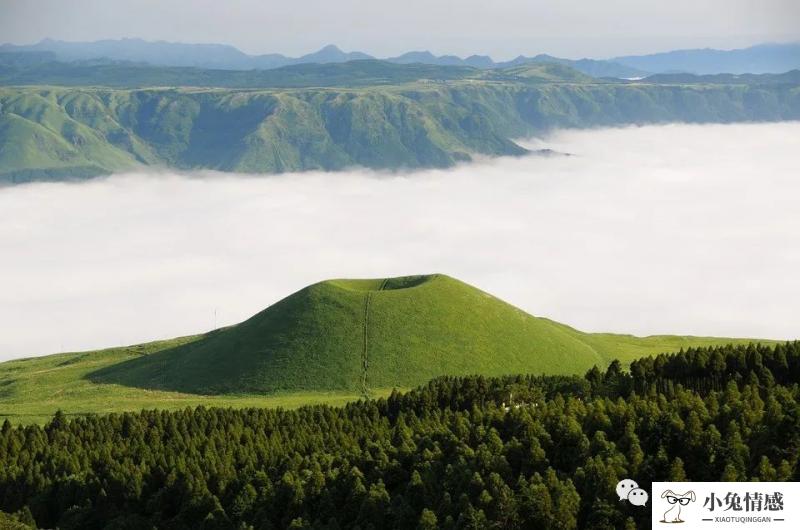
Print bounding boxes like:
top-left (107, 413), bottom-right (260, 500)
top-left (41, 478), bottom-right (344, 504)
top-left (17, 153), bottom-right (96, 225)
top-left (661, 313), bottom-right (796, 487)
top-left (2, 82), bottom-right (798, 182)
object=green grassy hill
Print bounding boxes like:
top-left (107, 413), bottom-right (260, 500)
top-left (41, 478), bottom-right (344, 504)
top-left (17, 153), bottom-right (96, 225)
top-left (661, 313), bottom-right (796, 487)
top-left (1, 76), bottom-right (798, 182)
top-left (498, 63), bottom-right (595, 83)
top-left (0, 274), bottom-right (775, 423)
top-left (89, 274), bottom-right (610, 394)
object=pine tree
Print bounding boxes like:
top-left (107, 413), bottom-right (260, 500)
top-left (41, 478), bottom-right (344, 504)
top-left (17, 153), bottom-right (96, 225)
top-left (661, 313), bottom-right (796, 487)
top-left (669, 458), bottom-right (687, 481)
top-left (417, 509), bottom-right (437, 530)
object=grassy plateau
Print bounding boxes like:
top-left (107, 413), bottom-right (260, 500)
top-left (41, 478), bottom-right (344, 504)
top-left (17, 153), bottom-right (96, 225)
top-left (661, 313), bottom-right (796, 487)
top-left (1, 61), bottom-right (798, 182)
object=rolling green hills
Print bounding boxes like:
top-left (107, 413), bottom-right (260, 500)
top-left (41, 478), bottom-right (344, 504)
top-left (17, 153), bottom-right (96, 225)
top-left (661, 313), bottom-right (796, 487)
top-left (1, 68), bottom-right (798, 182)
top-left (0, 274), bottom-right (775, 423)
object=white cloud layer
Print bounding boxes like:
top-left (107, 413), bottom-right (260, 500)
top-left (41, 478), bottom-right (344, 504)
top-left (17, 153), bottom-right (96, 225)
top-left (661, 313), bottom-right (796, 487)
top-left (1, 122), bottom-right (799, 360)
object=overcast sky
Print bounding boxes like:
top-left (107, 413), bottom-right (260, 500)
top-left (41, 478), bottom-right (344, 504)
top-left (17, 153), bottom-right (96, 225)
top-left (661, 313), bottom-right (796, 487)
top-left (1, 0), bottom-right (798, 59)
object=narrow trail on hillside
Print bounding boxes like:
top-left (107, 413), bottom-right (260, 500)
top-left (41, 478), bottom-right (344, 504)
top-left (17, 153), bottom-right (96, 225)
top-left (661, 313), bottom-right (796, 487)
top-left (361, 292), bottom-right (371, 399)
top-left (361, 280), bottom-right (389, 399)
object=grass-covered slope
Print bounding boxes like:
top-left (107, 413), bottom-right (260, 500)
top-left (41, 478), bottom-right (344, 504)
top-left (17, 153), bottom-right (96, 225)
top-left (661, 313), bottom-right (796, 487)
top-left (0, 274), bottom-right (774, 422)
top-left (2, 77), bottom-right (798, 182)
top-left (0, 90), bottom-right (149, 180)
top-left (85, 274), bottom-right (772, 395)
top-left (0, 334), bottom-right (380, 425)
top-left (89, 274), bottom-right (608, 394)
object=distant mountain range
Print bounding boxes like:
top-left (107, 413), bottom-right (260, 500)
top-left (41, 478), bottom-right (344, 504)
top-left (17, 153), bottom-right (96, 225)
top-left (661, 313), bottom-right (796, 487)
top-left (3, 38), bottom-right (798, 77)
top-left (0, 39), bottom-right (371, 70)
top-left (613, 43), bottom-right (800, 75)
top-left (0, 39), bottom-right (644, 78)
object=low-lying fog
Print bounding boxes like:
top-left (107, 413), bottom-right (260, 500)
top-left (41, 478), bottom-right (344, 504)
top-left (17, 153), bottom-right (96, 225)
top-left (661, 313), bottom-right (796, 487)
top-left (2, 122), bottom-right (799, 360)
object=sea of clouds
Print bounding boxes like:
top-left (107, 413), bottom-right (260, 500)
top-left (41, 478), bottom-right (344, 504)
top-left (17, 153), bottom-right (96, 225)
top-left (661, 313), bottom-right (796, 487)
top-left (1, 122), bottom-right (799, 360)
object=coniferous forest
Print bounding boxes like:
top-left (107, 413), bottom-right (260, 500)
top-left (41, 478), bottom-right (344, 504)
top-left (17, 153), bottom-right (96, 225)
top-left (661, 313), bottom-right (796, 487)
top-left (1, 341), bottom-right (799, 529)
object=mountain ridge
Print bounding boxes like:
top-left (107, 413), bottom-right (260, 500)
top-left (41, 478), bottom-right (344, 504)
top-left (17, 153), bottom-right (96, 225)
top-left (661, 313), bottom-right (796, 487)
top-left (4, 39), bottom-right (799, 76)
top-left (0, 38), bottom-right (644, 77)
top-left (0, 39), bottom-right (373, 70)
top-left (1, 78), bottom-right (798, 183)
top-left (613, 42), bottom-right (800, 75)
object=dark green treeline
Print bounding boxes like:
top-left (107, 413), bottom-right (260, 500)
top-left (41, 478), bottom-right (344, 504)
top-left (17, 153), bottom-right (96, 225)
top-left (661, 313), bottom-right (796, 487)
top-left (1, 341), bottom-right (799, 529)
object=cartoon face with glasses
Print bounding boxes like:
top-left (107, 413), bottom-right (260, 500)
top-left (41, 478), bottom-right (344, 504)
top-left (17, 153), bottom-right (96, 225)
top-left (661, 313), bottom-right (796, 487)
top-left (660, 490), bottom-right (696, 523)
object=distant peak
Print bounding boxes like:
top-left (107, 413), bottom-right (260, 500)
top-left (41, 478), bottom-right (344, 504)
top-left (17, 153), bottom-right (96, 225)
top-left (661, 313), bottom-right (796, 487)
top-left (402, 51), bottom-right (436, 58)
top-left (318, 44), bottom-right (342, 53)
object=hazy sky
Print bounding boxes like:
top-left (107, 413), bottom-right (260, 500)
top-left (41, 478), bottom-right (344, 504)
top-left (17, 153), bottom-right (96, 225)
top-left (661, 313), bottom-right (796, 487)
top-left (1, 122), bottom-right (799, 361)
top-left (1, 0), bottom-right (798, 59)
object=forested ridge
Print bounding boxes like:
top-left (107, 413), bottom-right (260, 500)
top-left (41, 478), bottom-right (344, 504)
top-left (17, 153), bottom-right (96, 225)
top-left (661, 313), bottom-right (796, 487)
top-left (1, 341), bottom-right (799, 529)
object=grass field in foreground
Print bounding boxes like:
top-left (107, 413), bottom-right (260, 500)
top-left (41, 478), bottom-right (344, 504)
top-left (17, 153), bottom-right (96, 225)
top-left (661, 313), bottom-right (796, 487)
top-left (0, 333), bottom-right (398, 424)
top-left (0, 330), bottom-right (767, 426)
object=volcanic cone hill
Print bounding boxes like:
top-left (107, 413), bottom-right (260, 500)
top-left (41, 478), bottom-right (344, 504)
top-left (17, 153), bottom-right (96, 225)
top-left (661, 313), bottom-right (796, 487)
top-left (87, 274), bottom-right (766, 395)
